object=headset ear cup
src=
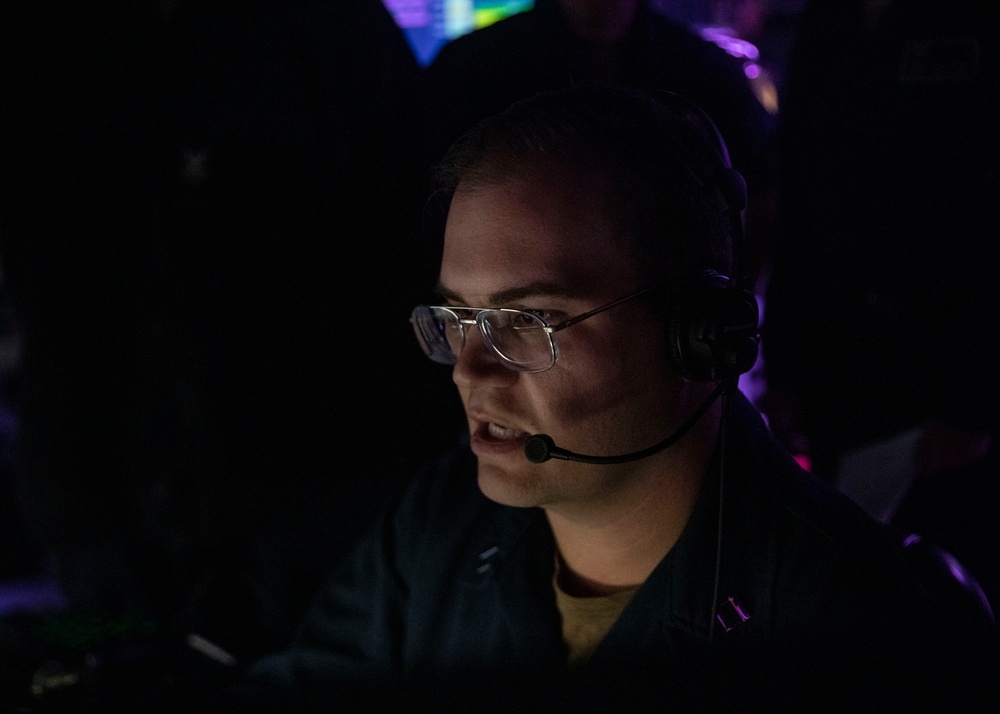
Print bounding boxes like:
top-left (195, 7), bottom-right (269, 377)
top-left (666, 272), bottom-right (760, 382)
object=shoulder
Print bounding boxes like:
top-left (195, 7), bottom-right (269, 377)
top-left (738, 398), bottom-right (999, 700)
top-left (378, 441), bottom-right (528, 580)
top-left (718, 398), bottom-right (998, 706)
top-left (726, 393), bottom-right (928, 621)
top-left (236, 443), bottom-right (507, 700)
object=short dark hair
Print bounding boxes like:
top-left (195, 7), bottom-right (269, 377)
top-left (433, 83), bottom-right (743, 287)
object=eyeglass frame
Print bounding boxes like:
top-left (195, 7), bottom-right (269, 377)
top-left (411, 285), bottom-right (659, 373)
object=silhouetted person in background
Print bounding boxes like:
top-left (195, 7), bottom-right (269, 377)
top-left (422, 0), bottom-right (778, 290)
top-left (761, 0), bottom-right (1000, 612)
top-left (1, 2), bottom-right (456, 704)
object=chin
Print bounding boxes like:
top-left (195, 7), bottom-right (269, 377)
top-left (476, 458), bottom-right (544, 509)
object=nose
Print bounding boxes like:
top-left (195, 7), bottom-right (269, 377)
top-left (452, 323), bottom-right (518, 388)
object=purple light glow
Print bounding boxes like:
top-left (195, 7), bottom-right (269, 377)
top-left (941, 550), bottom-right (971, 589)
top-left (0, 578), bottom-right (67, 617)
top-left (699, 26), bottom-right (761, 62)
top-left (716, 596), bottom-right (752, 632)
top-left (383, 0), bottom-right (430, 28)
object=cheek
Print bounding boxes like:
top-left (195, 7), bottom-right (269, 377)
top-left (541, 327), bottom-right (669, 424)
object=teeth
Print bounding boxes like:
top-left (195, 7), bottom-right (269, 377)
top-left (488, 422), bottom-right (518, 440)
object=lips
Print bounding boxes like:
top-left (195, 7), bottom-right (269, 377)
top-left (469, 413), bottom-right (531, 455)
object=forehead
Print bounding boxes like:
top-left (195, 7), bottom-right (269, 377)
top-left (439, 164), bottom-right (639, 303)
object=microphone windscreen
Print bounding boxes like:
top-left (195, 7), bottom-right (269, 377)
top-left (524, 434), bottom-right (555, 463)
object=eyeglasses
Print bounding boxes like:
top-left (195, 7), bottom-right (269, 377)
top-left (410, 286), bottom-right (656, 373)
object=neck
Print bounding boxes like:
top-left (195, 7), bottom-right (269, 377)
top-left (556, 0), bottom-right (640, 43)
top-left (545, 401), bottom-right (720, 596)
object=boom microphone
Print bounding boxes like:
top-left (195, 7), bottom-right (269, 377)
top-left (523, 380), bottom-right (730, 465)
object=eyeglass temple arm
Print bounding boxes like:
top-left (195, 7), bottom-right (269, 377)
top-left (547, 286), bottom-right (658, 334)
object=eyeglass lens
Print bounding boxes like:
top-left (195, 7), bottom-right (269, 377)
top-left (479, 310), bottom-right (552, 369)
top-left (412, 306), bottom-right (554, 371)
top-left (413, 306), bottom-right (458, 364)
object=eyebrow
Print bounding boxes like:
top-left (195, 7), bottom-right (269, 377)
top-left (435, 281), bottom-right (577, 306)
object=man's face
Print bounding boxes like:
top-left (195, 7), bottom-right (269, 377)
top-left (438, 162), bottom-right (691, 511)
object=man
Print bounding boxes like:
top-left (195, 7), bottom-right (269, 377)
top-left (239, 84), bottom-right (997, 710)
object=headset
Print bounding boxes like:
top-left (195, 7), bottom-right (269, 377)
top-left (657, 91), bottom-right (760, 384)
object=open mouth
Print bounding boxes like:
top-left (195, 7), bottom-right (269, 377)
top-left (486, 422), bottom-right (524, 441)
top-left (471, 420), bottom-right (531, 452)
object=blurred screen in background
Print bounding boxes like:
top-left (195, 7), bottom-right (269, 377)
top-left (383, 0), bottom-right (535, 65)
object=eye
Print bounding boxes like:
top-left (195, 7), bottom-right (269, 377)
top-left (511, 309), bottom-right (556, 327)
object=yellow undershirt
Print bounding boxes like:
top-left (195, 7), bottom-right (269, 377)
top-left (553, 559), bottom-right (639, 666)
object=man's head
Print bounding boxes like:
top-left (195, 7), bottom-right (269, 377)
top-left (418, 84), bottom-right (750, 512)
top-left (434, 82), bottom-right (744, 289)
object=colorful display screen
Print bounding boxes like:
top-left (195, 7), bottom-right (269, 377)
top-left (383, 0), bottom-right (535, 66)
